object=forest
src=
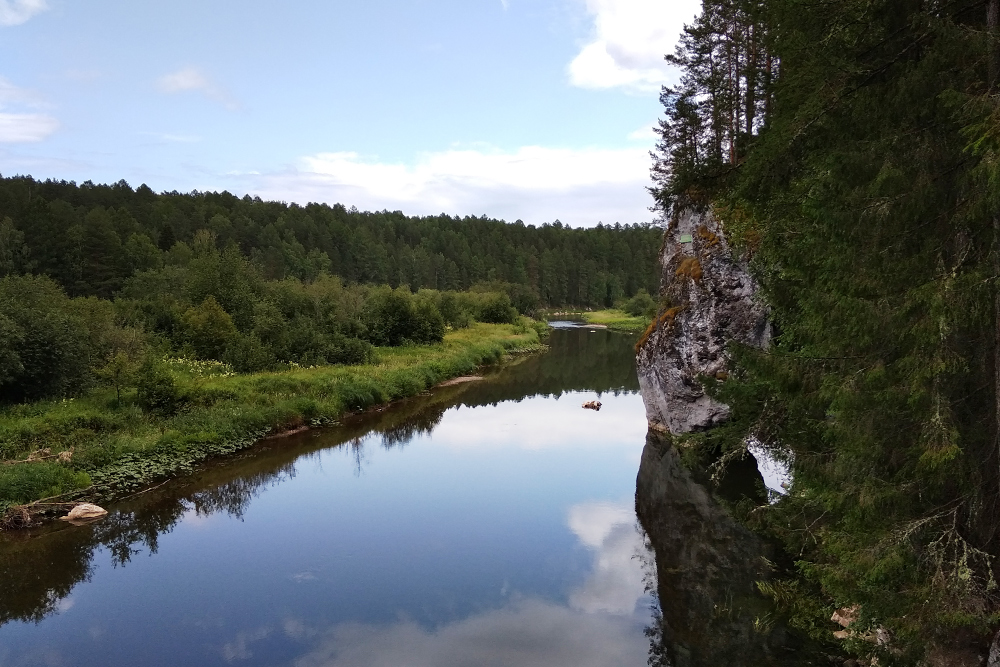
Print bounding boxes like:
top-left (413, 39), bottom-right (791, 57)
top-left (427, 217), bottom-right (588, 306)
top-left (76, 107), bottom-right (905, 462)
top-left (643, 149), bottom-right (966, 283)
top-left (0, 174), bottom-right (659, 405)
top-left (651, 0), bottom-right (1000, 659)
top-left (0, 175), bottom-right (659, 307)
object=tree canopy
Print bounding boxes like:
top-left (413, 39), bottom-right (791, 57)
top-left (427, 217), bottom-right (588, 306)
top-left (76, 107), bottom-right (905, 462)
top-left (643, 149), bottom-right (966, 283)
top-left (0, 176), bottom-right (660, 309)
top-left (652, 0), bottom-right (1000, 656)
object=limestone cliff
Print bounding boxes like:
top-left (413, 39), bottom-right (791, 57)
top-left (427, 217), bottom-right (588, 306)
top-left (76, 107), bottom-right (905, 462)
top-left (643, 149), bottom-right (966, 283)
top-left (636, 207), bottom-right (769, 434)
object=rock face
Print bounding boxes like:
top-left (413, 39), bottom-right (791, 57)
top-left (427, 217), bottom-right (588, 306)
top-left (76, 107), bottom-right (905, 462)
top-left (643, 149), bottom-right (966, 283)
top-left (636, 207), bottom-right (769, 434)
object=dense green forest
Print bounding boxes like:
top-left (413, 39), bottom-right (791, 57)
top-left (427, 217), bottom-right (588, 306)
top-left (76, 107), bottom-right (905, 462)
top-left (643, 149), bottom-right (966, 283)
top-left (653, 0), bottom-right (1000, 659)
top-left (0, 175), bottom-right (659, 307)
top-left (0, 174), bottom-right (658, 407)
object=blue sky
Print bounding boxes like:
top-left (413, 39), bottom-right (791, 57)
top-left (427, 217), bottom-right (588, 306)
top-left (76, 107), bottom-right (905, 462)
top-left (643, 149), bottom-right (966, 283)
top-left (0, 0), bottom-right (699, 226)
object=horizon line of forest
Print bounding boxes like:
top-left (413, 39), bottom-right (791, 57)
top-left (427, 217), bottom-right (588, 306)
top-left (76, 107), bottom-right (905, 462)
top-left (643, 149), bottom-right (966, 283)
top-left (0, 174), bottom-right (660, 308)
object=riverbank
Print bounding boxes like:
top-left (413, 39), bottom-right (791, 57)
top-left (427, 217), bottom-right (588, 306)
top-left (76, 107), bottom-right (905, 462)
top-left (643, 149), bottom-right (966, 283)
top-left (543, 309), bottom-right (650, 333)
top-left (0, 321), bottom-right (546, 528)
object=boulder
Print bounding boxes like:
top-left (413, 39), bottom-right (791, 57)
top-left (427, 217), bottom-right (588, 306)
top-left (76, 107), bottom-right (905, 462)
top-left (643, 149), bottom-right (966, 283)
top-left (60, 503), bottom-right (108, 522)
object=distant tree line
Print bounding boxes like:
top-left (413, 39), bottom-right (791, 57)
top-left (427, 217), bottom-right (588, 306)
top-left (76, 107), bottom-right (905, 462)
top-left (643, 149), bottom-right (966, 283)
top-left (0, 175), bottom-right (660, 308)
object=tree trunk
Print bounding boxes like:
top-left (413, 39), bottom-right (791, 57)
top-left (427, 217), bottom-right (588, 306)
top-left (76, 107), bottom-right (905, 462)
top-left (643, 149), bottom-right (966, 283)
top-left (990, 0), bottom-right (999, 88)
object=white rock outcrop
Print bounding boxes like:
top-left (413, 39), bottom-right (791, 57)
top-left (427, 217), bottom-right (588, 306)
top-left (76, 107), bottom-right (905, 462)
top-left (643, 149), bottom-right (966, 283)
top-left (636, 208), bottom-right (769, 434)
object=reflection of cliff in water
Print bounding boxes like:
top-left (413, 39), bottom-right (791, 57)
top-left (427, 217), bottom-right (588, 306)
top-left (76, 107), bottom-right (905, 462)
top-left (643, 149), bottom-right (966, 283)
top-left (635, 433), bottom-right (834, 667)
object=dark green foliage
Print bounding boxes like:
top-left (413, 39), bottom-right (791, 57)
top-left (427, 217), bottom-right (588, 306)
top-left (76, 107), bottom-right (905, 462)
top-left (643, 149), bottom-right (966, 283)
top-left (222, 334), bottom-right (277, 373)
top-left (362, 287), bottom-right (444, 346)
top-left (323, 333), bottom-right (373, 365)
top-left (623, 289), bottom-right (656, 317)
top-left (653, 0), bottom-right (1000, 653)
top-left (181, 296), bottom-right (237, 360)
top-left (473, 292), bottom-right (519, 324)
top-left (136, 360), bottom-right (182, 416)
top-left (0, 276), bottom-right (105, 402)
top-left (0, 463), bottom-right (91, 505)
top-left (0, 176), bottom-right (661, 308)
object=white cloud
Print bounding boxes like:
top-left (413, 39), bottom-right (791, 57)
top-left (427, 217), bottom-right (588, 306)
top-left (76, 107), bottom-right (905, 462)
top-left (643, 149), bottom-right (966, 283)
top-left (222, 627), bottom-right (272, 663)
top-left (568, 0), bottom-right (701, 92)
top-left (0, 77), bottom-right (58, 142)
top-left (243, 145), bottom-right (653, 227)
top-left (157, 67), bottom-right (239, 110)
top-left (0, 112), bottom-right (58, 141)
top-left (627, 123), bottom-right (657, 142)
top-left (0, 0), bottom-right (48, 27)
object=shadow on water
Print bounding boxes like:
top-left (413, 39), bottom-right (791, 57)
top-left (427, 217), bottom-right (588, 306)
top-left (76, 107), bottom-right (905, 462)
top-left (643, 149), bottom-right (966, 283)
top-left (0, 327), bottom-right (638, 628)
top-left (636, 432), bottom-right (839, 667)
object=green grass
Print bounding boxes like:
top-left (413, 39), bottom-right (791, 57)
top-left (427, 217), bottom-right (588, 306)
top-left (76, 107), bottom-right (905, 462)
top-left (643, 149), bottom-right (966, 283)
top-left (578, 309), bottom-right (651, 333)
top-left (0, 321), bottom-right (545, 524)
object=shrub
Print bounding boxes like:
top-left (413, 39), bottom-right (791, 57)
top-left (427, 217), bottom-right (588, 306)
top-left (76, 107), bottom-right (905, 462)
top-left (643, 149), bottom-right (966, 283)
top-left (180, 296), bottom-right (237, 360)
top-left (0, 463), bottom-right (91, 505)
top-left (223, 334), bottom-right (277, 373)
top-left (324, 333), bottom-right (373, 365)
top-left (412, 299), bottom-right (445, 343)
top-left (363, 287), bottom-right (444, 346)
top-left (0, 275), bottom-right (100, 402)
top-left (136, 359), bottom-right (182, 415)
top-left (475, 292), bottom-right (519, 324)
top-left (624, 289), bottom-right (656, 317)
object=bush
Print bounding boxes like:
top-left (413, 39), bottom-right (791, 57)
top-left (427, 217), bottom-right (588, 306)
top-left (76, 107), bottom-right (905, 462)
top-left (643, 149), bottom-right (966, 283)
top-left (363, 287), bottom-right (445, 346)
top-left (0, 463), bottom-right (91, 505)
top-left (624, 289), bottom-right (656, 317)
top-left (181, 296), bottom-right (237, 359)
top-left (136, 359), bottom-right (182, 415)
top-left (324, 333), bottom-right (373, 365)
top-left (223, 334), bottom-right (277, 373)
top-left (412, 299), bottom-right (445, 343)
top-left (475, 292), bottom-right (519, 324)
top-left (0, 276), bottom-right (101, 402)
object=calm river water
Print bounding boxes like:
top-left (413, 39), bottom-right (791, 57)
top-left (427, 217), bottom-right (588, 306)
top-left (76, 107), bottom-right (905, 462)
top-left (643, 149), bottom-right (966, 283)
top-left (0, 325), bottom-right (662, 667)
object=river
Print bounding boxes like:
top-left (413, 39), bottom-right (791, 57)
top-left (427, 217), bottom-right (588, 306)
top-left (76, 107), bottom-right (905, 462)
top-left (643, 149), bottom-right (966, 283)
top-left (0, 325), bottom-right (820, 667)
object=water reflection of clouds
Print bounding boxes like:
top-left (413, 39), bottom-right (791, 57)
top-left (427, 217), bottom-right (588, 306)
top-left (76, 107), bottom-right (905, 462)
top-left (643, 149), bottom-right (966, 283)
top-left (222, 626), bottom-right (272, 662)
top-left (221, 500), bottom-right (650, 667)
top-left (285, 600), bottom-right (646, 667)
top-left (428, 393), bottom-right (648, 452)
top-left (567, 501), bottom-right (647, 615)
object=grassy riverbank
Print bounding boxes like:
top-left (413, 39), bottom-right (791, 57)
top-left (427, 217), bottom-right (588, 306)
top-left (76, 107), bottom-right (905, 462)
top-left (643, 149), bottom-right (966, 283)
top-left (579, 309), bottom-right (650, 332)
top-left (0, 321), bottom-right (545, 526)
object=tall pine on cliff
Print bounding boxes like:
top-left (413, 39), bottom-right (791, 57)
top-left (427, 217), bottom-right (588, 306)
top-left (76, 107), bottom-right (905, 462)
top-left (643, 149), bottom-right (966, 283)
top-left (653, 0), bottom-right (1000, 655)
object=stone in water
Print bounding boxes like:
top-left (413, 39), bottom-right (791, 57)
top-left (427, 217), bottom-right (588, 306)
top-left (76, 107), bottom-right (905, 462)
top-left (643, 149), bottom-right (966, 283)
top-left (61, 503), bottom-right (108, 522)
